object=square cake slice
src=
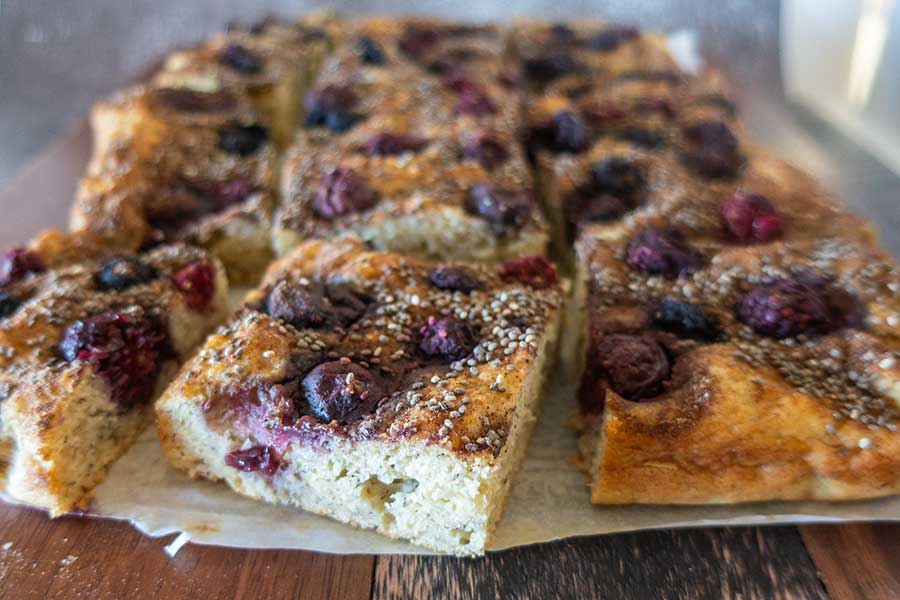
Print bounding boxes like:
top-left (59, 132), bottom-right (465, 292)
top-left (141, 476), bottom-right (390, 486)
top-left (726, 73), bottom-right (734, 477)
top-left (573, 218), bottom-right (900, 503)
top-left (0, 242), bottom-right (229, 515)
top-left (153, 14), bottom-right (337, 147)
top-left (156, 236), bottom-right (563, 555)
top-left (72, 84), bottom-right (277, 284)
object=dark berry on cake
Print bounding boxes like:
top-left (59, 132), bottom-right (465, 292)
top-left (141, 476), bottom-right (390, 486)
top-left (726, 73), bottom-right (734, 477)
top-left (626, 227), bottom-right (702, 277)
top-left (312, 167), bottom-right (377, 219)
top-left (96, 256), bottom-right (158, 291)
top-left (301, 360), bottom-right (386, 424)
top-left (218, 123), bottom-right (269, 156)
top-left (419, 316), bottom-right (477, 360)
top-left (59, 310), bottom-right (170, 408)
top-left (429, 266), bottom-right (480, 293)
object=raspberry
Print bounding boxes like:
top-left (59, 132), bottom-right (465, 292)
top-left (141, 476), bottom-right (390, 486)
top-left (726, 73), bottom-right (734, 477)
top-left (682, 121), bottom-right (742, 178)
top-left (360, 132), bottom-right (428, 156)
top-left (265, 280), bottom-right (367, 329)
top-left (225, 445), bottom-right (280, 475)
top-left (217, 43), bottom-right (262, 74)
top-left (736, 278), bottom-right (835, 339)
top-left (304, 85), bottom-right (361, 133)
top-left (429, 266), bottom-right (480, 293)
top-left (59, 310), bottom-right (170, 408)
top-left (720, 192), bottom-right (783, 243)
top-left (626, 227), bottom-right (702, 277)
top-left (650, 298), bottom-right (720, 341)
top-left (419, 316), bottom-right (477, 360)
top-left (172, 261), bottom-right (215, 311)
top-left (96, 257), bottom-right (158, 291)
top-left (593, 334), bottom-right (671, 400)
top-left (464, 185), bottom-right (533, 234)
top-left (300, 361), bottom-right (385, 424)
top-left (218, 123), bottom-right (269, 156)
top-left (312, 167), bottom-right (377, 219)
top-left (461, 132), bottom-right (509, 170)
top-left (0, 248), bottom-right (45, 286)
top-left (499, 255), bottom-right (558, 289)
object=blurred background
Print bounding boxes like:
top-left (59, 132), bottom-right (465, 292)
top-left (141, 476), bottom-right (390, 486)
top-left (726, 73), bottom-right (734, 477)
top-left (1, 0), bottom-right (898, 246)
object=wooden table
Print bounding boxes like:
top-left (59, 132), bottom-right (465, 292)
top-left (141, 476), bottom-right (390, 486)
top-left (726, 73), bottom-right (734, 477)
top-left (2, 118), bottom-right (900, 600)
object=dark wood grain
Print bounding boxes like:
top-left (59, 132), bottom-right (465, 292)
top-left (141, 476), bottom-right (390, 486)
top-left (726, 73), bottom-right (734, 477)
top-left (0, 503), bottom-right (374, 600)
top-left (800, 524), bottom-right (900, 600)
top-left (373, 527), bottom-right (828, 600)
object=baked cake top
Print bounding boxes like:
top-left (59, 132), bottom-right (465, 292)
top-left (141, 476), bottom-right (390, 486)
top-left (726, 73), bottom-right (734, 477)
top-left (170, 237), bottom-right (563, 463)
top-left (0, 243), bottom-right (224, 412)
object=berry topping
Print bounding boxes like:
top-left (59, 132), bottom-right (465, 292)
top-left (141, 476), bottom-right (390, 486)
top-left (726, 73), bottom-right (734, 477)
top-left (151, 88), bottom-right (237, 113)
top-left (301, 361), bottom-right (385, 424)
top-left (592, 157), bottom-right (645, 198)
top-left (594, 334), bottom-right (671, 401)
top-left (312, 167), bottom-right (377, 220)
top-left (218, 123), bottom-right (269, 156)
top-left (634, 98), bottom-right (676, 119)
top-left (590, 26), bottom-right (639, 51)
top-left (550, 23), bottom-right (578, 43)
top-left (0, 248), bottom-right (45, 286)
top-left (265, 279), bottom-right (367, 330)
top-left (96, 256), bottom-right (158, 291)
top-left (736, 277), bottom-right (863, 339)
top-left (522, 51), bottom-right (581, 85)
top-left (225, 445), bottom-right (280, 475)
top-left (0, 292), bottom-right (20, 319)
top-left (682, 121), bottom-right (742, 178)
top-left (59, 310), bottom-right (170, 408)
top-left (217, 43), bottom-right (262, 74)
top-left (464, 185), bottom-right (533, 234)
top-left (447, 80), bottom-right (496, 116)
top-left (304, 85), bottom-right (361, 133)
top-left (650, 298), bottom-right (720, 341)
top-left (398, 26), bottom-right (439, 58)
top-left (564, 191), bottom-right (629, 227)
top-left (360, 132), bottom-right (428, 156)
top-left (461, 132), bottom-right (509, 170)
top-left (616, 127), bottom-right (666, 149)
top-left (626, 227), bottom-right (702, 277)
top-left (499, 255), bottom-right (558, 289)
top-left (356, 36), bottom-right (385, 64)
top-left (172, 261), bottom-right (215, 311)
top-left (419, 316), bottom-right (477, 360)
top-left (528, 111), bottom-right (589, 155)
top-left (429, 266), bottom-right (480, 293)
top-left (720, 192), bottom-right (783, 243)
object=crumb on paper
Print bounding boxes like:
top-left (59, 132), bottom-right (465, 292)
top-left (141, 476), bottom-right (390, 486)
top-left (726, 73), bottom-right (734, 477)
top-left (59, 554), bottom-right (77, 567)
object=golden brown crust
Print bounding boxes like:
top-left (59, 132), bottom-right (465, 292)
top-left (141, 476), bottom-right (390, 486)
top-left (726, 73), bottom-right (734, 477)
top-left (162, 236), bottom-right (563, 460)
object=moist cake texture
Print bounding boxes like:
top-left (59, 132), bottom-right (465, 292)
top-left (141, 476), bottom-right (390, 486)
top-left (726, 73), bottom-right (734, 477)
top-left (156, 237), bottom-right (563, 555)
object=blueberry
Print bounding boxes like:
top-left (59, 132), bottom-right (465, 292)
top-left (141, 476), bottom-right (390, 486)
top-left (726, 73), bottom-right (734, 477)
top-left (650, 298), bottom-right (720, 341)
top-left (356, 36), bottom-right (385, 64)
top-left (96, 257), bottom-right (158, 291)
top-left (218, 123), bottom-right (269, 156)
top-left (464, 185), bottom-right (533, 234)
top-left (217, 43), bottom-right (262, 74)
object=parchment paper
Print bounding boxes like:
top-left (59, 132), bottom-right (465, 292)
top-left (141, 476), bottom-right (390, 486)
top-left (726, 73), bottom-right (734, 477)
top-left (3, 30), bottom-right (899, 557)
